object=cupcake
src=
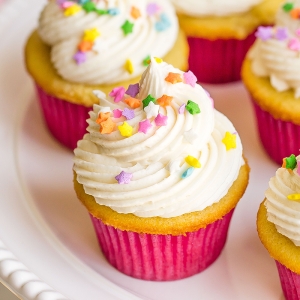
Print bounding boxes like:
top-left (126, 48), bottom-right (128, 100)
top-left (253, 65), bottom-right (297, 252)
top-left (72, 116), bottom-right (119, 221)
top-left (242, 0), bottom-right (300, 165)
top-left (170, 0), bottom-right (283, 84)
top-left (24, 0), bottom-right (188, 150)
top-left (73, 58), bottom-right (250, 281)
top-left (257, 153), bottom-right (300, 300)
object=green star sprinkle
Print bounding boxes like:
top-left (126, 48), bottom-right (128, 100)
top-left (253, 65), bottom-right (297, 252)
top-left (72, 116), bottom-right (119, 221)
top-left (185, 100), bottom-right (200, 115)
top-left (285, 154), bottom-right (297, 170)
top-left (282, 3), bottom-right (294, 12)
top-left (82, 1), bottom-right (96, 12)
top-left (143, 55), bottom-right (151, 66)
top-left (121, 20), bottom-right (134, 35)
top-left (96, 9), bottom-right (108, 15)
top-left (142, 94), bottom-right (156, 108)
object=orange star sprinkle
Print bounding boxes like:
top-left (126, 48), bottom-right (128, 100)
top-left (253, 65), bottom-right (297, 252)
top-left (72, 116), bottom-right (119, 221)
top-left (78, 40), bottom-right (93, 52)
top-left (99, 118), bottom-right (116, 134)
top-left (124, 97), bottom-right (141, 109)
top-left (131, 6), bottom-right (141, 19)
top-left (96, 112), bottom-right (110, 124)
top-left (157, 94), bottom-right (173, 107)
top-left (165, 72), bottom-right (182, 84)
top-left (290, 8), bottom-right (300, 19)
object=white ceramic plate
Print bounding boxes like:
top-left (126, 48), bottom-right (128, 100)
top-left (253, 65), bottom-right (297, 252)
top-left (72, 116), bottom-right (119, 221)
top-left (0, 1), bottom-right (285, 299)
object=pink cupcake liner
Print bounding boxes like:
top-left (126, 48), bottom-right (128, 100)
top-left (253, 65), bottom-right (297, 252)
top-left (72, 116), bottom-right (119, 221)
top-left (188, 32), bottom-right (256, 84)
top-left (35, 84), bottom-right (92, 150)
top-left (90, 209), bottom-right (234, 281)
top-left (276, 261), bottom-right (300, 300)
top-left (251, 99), bottom-right (300, 165)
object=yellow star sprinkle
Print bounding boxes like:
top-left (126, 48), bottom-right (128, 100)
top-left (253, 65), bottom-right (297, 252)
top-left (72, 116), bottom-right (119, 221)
top-left (83, 28), bottom-right (101, 42)
top-left (64, 4), bottom-right (82, 16)
top-left (118, 121), bottom-right (133, 137)
top-left (287, 194), bottom-right (300, 201)
top-left (124, 59), bottom-right (134, 74)
top-left (222, 132), bottom-right (236, 151)
top-left (154, 57), bottom-right (163, 63)
top-left (185, 155), bottom-right (201, 168)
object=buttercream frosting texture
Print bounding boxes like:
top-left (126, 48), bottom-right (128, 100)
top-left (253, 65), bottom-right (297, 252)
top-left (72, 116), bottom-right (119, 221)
top-left (249, 0), bottom-right (300, 98)
top-left (38, 0), bottom-right (178, 85)
top-left (73, 59), bottom-right (244, 218)
top-left (169, 0), bottom-right (261, 17)
top-left (265, 155), bottom-right (300, 246)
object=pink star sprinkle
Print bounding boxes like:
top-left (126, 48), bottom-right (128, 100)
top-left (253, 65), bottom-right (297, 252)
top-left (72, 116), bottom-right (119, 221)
top-left (183, 71), bottom-right (197, 87)
top-left (125, 83), bottom-right (140, 97)
top-left (155, 113), bottom-right (168, 126)
top-left (73, 51), bottom-right (86, 64)
top-left (146, 3), bottom-right (160, 16)
top-left (109, 86), bottom-right (125, 102)
top-left (178, 104), bottom-right (186, 114)
top-left (288, 38), bottom-right (300, 51)
top-left (122, 108), bottom-right (135, 120)
top-left (296, 29), bottom-right (300, 36)
top-left (113, 109), bottom-right (123, 118)
top-left (115, 171), bottom-right (133, 184)
top-left (138, 119), bottom-right (152, 134)
top-left (61, 1), bottom-right (74, 8)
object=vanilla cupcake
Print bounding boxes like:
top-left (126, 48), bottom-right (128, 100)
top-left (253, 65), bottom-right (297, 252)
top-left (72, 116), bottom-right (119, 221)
top-left (170, 0), bottom-right (283, 83)
top-left (242, 0), bottom-right (300, 164)
top-left (257, 153), bottom-right (300, 300)
top-left (73, 58), bottom-right (250, 280)
top-left (25, 0), bottom-right (188, 149)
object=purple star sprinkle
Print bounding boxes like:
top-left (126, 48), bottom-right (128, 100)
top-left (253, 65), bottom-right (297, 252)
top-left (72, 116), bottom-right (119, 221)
top-left (125, 83), bottom-right (140, 97)
top-left (255, 26), bottom-right (273, 41)
top-left (183, 70), bottom-right (197, 87)
top-left (146, 3), bottom-right (160, 16)
top-left (73, 51), bottom-right (86, 64)
top-left (122, 108), bottom-right (135, 120)
top-left (276, 27), bottom-right (288, 41)
top-left (178, 104), bottom-right (186, 114)
top-left (115, 171), bottom-right (133, 184)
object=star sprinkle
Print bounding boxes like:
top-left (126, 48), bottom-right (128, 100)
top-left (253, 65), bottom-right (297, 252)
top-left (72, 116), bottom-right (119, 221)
top-left (126, 83), bottom-right (139, 97)
top-left (185, 155), bottom-right (201, 168)
top-left (185, 100), bottom-right (200, 115)
top-left (290, 8), bottom-right (300, 19)
top-left (113, 109), bottom-right (123, 118)
top-left (178, 104), bottom-right (186, 114)
top-left (124, 59), bottom-right (134, 74)
top-left (276, 27), bottom-right (288, 41)
top-left (60, 1), bottom-right (74, 9)
top-left (283, 154), bottom-right (297, 170)
top-left (222, 132), bottom-right (236, 151)
top-left (255, 26), bottom-right (273, 41)
top-left (154, 113), bottom-right (168, 126)
top-left (115, 171), bottom-right (133, 184)
top-left (124, 97), bottom-right (141, 109)
top-left (154, 57), bottom-right (163, 63)
top-left (142, 94), bottom-right (156, 108)
top-left (287, 193), bottom-right (300, 201)
top-left (143, 55), bottom-right (151, 66)
top-left (181, 167), bottom-right (194, 179)
top-left (121, 20), bottom-right (134, 35)
top-left (64, 4), bottom-right (82, 16)
top-left (78, 40), bottom-right (93, 52)
top-left (155, 13), bottom-right (171, 32)
top-left (131, 6), bottom-right (141, 19)
top-left (73, 51), bottom-right (86, 64)
top-left (96, 112), bottom-right (110, 124)
top-left (138, 119), bottom-right (152, 134)
top-left (183, 70), bottom-right (197, 87)
top-left (99, 118), bottom-right (116, 134)
top-left (118, 121), bottom-right (133, 137)
top-left (282, 2), bottom-right (294, 12)
top-left (288, 38), bottom-right (300, 51)
top-left (83, 28), bottom-right (101, 42)
top-left (165, 72), bottom-right (182, 84)
top-left (144, 101), bottom-right (160, 118)
top-left (146, 3), bottom-right (160, 16)
top-left (109, 86), bottom-right (125, 102)
top-left (122, 108), bottom-right (135, 120)
top-left (157, 94), bottom-right (173, 107)
top-left (108, 8), bottom-right (120, 15)
top-left (82, 1), bottom-right (96, 12)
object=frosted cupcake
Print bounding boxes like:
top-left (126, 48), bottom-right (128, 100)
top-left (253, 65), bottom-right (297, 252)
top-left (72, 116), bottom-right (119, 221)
top-left (73, 58), bottom-right (250, 280)
top-left (25, 0), bottom-right (188, 149)
top-left (242, 0), bottom-right (300, 164)
top-left (170, 0), bottom-right (283, 83)
top-left (257, 154), bottom-right (300, 300)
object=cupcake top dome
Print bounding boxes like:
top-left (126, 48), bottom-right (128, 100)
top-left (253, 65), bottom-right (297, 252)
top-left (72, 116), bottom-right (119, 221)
top-left (38, 0), bottom-right (178, 85)
top-left (169, 0), bottom-right (261, 17)
top-left (73, 58), bottom-right (244, 218)
top-left (250, 0), bottom-right (300, 98)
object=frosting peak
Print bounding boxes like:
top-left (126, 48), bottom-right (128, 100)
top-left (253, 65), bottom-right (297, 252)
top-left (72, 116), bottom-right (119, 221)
top-left (73, 59), bottom-right (244, 218)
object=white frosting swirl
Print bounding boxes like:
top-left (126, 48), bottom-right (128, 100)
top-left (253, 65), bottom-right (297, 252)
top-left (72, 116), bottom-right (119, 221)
top-left (73, 59), bottom-right (244, 218)
top-left (265, 156), bottom-right (300, 246)
top-left (250, 0), bottom-right (300, 98)
top-left (169, 0), bottom-right (261, 17)
top-left (38, 0), bottom-right (178, 85)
